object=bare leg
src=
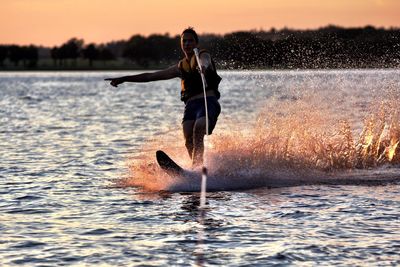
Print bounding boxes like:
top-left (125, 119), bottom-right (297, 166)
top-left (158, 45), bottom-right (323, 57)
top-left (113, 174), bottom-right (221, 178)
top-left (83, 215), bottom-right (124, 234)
top-left (192, 117), bottom-right (207, 167)
top-left (183, 117), bottom-right (208, 167)
top-left (182, 120), bottom-right (195, 160)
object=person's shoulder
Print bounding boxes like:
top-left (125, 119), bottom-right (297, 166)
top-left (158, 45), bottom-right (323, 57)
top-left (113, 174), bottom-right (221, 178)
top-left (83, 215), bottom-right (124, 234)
top-left (178, 57), bottom-right (190, 72)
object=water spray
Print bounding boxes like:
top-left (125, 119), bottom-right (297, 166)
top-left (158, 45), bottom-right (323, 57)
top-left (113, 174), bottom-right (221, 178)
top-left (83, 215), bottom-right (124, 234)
top-left (193, 48), bottom-right (208, 208)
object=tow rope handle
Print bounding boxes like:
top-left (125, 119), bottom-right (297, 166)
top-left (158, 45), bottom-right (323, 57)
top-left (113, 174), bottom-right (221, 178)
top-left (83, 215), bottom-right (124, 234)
top-left (193, 48), bottom-right (209, 136)
top-left (194, 48), bottom-right (209, 208)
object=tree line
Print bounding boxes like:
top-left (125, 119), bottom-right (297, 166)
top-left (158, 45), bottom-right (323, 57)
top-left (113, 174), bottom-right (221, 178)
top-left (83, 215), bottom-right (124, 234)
top-left (0, 25), bottom-right (399, 70)
top-left (49, 38), bottom-right (116, 67)
top-left (0, 45), bottom-right (39, 68)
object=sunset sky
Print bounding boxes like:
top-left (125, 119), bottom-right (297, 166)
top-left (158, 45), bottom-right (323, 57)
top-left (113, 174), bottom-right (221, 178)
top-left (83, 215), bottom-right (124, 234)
top-left (1, 0), bottom-right (399, 47)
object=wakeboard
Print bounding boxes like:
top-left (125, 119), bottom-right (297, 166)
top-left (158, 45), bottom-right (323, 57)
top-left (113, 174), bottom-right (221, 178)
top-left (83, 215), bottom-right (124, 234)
top-left (156, 150), bottom-right (184, 176)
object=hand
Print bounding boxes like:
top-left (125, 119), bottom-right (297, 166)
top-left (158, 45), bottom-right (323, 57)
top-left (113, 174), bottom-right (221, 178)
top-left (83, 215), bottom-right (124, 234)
top-left (104, 77), bottom-right (123, 87)
top-left (196, 65), bottom-right (207, 74)
top-left (200, 65), bottom-right (207, 74)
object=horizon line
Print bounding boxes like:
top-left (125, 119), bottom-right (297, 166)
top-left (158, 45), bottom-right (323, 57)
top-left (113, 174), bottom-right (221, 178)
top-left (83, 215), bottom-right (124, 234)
top-left (1, 24), bottom-right (399, 48)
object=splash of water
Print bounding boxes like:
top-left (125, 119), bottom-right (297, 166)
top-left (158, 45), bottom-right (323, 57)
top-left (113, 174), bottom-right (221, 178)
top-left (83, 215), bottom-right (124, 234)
top-left (120, 88), bottom-right (400, 191)
top-left (213, 96), bottom-right (400, 172)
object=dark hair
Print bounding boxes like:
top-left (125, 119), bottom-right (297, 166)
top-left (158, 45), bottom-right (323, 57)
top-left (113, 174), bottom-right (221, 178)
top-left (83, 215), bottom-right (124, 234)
top-left (181, 27), bottom-right (199, 43)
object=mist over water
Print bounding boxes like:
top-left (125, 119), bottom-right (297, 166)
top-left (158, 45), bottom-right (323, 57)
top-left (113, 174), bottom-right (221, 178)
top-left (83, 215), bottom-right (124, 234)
top-left (1, 70), bottom-right (400, 266)
top-left (127, 70), bottom-right (400, 191)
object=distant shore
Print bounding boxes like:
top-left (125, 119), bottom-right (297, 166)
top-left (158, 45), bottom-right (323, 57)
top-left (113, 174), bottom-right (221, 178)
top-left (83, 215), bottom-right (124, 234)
top-left (1, 26), bottom-right (399, 71)
top-left (0, 63), bottom-right (398, 72)
top-left (0, 57), bottom-right (399, 71)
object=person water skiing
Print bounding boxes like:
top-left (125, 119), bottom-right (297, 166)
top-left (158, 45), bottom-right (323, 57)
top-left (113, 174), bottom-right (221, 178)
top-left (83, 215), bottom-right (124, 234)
top-left (105, 27), bottom-right (222, 167)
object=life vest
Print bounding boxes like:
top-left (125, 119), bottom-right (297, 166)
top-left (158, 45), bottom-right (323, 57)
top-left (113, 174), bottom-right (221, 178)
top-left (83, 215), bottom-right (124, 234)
top-left (178, 50), bottom-right (221, 103)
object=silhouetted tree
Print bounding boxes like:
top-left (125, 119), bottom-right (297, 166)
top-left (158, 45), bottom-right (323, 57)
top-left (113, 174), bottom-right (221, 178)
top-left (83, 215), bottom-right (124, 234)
top-left (59, 38), bottom-right (84, 66)
top-left (122, 34), bottom-right (178, 67)
top-left (82, 43), bottom-right (99, 67)
top-left (215, 31), bottom-right (271, 68)
top-left (8, 45), bottom-right (23, 66)
top-left (50, 47), bottom-right (61, 66)
top-left (0, 46), bottom-right (7, 66)
top-left (2, 26), bottom-right (399, 70)
top-left (123, 34), bottom-right (150, 67)
top-left (98, 46), bottom-right (115, 64)
top-left (104, 40), bottom-right (126, 58)
top-left (22, 45), bottom-right (38, 68)
top-left (145, 34), bottom-right (179, 63)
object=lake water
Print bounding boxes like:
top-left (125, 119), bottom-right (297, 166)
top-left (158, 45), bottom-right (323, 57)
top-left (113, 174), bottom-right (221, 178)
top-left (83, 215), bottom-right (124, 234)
top-left (1, 70), bottom-right (400, 266)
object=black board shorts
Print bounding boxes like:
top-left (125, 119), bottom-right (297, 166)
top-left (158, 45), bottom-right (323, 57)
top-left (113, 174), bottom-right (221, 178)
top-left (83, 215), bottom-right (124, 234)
top-left (182, 96), bottom-right (221, 134)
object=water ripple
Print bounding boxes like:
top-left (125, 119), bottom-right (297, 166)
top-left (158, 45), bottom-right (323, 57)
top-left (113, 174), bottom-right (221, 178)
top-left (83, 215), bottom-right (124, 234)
top-left (11, 241), bottom-right (47, 249)
top-left (1, 71), bottom-right (400, 266)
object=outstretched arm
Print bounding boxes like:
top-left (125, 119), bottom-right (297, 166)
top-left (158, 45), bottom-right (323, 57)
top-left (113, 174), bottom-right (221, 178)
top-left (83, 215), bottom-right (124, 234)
top-left (105, 65), bottom-right (180, 87)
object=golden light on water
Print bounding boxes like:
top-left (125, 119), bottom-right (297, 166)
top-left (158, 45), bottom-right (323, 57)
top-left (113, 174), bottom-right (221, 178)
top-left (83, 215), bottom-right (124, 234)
top-left (386, 113), bottom-right (400, 162)
top-left (123, 94), bottom-right (400, 191)
top-left (387, 140), bottom-right (398, 161)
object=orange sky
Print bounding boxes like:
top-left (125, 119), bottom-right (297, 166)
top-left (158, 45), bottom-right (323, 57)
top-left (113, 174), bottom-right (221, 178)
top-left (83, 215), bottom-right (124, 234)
top-left (1, 0), bottom-right (399, 46)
